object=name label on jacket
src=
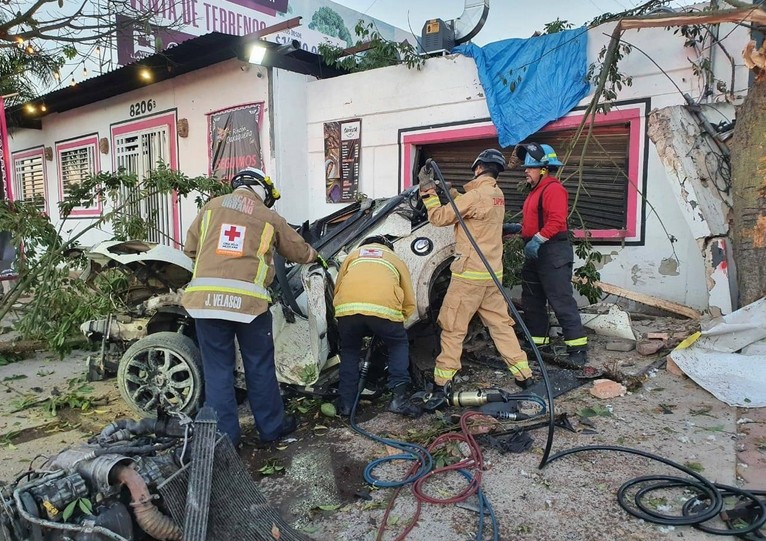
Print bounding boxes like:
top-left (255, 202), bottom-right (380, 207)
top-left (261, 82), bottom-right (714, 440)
top-left (204, 293), bottom-right (243, 309)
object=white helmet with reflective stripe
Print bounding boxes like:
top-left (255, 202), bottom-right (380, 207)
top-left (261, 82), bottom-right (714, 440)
top-left (230, 167), bottom-right (281, 208)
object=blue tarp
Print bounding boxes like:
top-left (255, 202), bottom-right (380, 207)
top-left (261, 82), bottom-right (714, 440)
top-left (454, 28), bottom-right (591, 148)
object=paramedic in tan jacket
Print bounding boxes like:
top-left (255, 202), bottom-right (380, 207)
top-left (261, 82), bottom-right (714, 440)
top-left (182, 167), bottom-right (318, 447)
top-left (332, 236), bottom-right (421, 418)
top-left (420, 150), bottom-right (533, 395)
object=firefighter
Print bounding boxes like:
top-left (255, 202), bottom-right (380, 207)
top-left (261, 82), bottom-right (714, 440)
top-left (504, 143), bottom-right (588, 367)
top-left (181, 167), bottom-right (320, 447)
top-left (419, 150), bottom-right (533, 396)
top-left (333, 236), bottom-right (421, 418)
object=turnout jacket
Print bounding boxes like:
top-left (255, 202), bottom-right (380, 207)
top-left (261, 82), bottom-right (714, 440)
top-left (423, 173), bottom-right (506, 284)
top-left (333, 243), bottom-right (416, 323)
top-left (181, 187), bottom-right (317, 323)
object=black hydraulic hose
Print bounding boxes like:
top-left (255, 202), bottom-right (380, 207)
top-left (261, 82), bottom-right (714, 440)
top-left (544, 445), bottom-right (766, 534)
top-left (426, 160), bottom-right (556, 469)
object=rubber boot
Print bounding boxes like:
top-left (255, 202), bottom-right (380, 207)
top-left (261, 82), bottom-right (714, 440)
top-left (334, 397), bottom-right (352, 418)
top-left (387, 384), bottom-right (422, 418)
top-left (515, 377), bottom-right (534, 390)
top-left (564, 347), bottom-right (588, 368)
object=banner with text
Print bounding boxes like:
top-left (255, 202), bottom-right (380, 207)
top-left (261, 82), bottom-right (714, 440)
top-left (0, 97), bottom-right (11, 200)
top-left (117, 0), bottom-right (409, 65)
top-left (208, 103), bottom-right (264, 182)
top-left (324, 118), bottom-right (360, 203)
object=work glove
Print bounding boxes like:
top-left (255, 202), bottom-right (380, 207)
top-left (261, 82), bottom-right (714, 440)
top-left (418, 165), bottom-right (436, 195)
top-left (502, 223), bottom-right (522, 239)
top-left (316, 254), bottom-right (329, 270)
top-left (523, 235), bottom-right (545, 259)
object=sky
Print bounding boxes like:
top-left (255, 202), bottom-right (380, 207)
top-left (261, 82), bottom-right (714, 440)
top-left (332, 0), bottom-right (677, 44)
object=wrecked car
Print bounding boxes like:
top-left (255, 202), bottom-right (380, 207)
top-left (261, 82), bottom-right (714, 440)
top-left (80, 185), bottom-right (456, 416)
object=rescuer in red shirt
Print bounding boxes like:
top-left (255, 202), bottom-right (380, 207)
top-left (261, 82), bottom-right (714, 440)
top-left (503, 143), bottom-right (589, 368)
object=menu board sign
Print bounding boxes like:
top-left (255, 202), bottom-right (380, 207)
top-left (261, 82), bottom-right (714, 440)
top-left (324, 118), bottom-right (361, 203)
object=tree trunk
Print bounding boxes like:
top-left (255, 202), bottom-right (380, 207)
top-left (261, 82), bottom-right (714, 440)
top-left (729, 76), bottom-right (766, 307)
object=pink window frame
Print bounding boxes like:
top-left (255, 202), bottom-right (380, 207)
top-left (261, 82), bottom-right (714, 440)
top-left (110, 112), bottom-right (180, 246)
top-left (11, 146), bottom-right (48, 215)
top-left (55, 135), bottom-right (102, 218)
top-left (400, 107), bottom-right (644, 240)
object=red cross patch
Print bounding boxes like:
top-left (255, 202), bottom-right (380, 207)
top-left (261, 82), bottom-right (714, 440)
top-left (216, 223), bottom-right (246, 256)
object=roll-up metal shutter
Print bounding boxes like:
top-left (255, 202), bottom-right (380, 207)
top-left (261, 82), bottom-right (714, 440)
top-left (419, 123), bottom-right (630, 232)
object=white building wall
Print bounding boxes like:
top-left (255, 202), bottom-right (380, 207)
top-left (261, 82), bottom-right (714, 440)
top-left (303, 22), bottom-right (750, 311)
top-left (7, 16), bottom-right (750, 312)
top-left (7, 59), bottom-right (311, 247)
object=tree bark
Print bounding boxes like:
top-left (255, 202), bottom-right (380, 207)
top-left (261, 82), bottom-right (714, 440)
top-left (730, 76), bottom-right (766, 307)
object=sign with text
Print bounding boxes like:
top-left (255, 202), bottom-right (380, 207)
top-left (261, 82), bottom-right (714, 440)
top-left (116, 0), bottom-right (407, 66)
top-left (208, 103), bottom-right (263, 182)
top-left (324, 118), bottom-right (360, 203)
top-left (0, 96), bottom-right (11, 200)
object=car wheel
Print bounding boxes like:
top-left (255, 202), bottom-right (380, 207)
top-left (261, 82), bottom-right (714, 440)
top-left (117, 332), bottom-right (203, 417)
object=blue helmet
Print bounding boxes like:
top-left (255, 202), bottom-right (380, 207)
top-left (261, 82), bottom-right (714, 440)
top-left (514, 143), bottom-right (563, 168)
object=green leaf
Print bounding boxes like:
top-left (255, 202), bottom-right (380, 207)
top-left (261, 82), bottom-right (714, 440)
top-left (63, 500), bottom-right (78, 521)
top-left (78, 498), bottom-right (93, 515)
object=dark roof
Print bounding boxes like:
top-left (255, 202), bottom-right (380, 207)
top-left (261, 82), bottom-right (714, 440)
top-left (8, 32), bottom-right (346, 129)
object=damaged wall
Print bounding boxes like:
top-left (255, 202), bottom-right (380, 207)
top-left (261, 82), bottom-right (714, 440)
top-left (647, 105), bottom-right (736, 315)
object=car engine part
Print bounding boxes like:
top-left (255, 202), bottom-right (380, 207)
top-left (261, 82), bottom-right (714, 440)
top-left (0, 411), bottom-right (310, 541)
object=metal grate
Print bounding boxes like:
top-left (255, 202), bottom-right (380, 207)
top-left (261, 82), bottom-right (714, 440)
top-left (419, 124), bottom-right (631, 232)
top-left (14, 153), bottom-right (45, 210)
top-left (158, 437), bottom-right (311, 541)
top-left (115, 127), bottom-right (173, 245)
top-left (61, 145), bottom-right (96, 204)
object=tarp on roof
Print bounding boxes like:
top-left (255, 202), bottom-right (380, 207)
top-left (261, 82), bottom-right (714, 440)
top-left (454, 28), bottom-right (591, 148)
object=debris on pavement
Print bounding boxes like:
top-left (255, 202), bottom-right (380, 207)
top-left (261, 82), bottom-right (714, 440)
top-left (589, 378), bottom-right (627, 399)
top-left (580, 303), bottom-right (635, 341)
top-left (670, 297), bottom-right (766, 407)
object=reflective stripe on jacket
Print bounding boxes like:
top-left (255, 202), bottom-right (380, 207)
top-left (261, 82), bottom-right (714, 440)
top-left (424, 173), bottom-right (505, 284)
top-left (181, 187), bottom-right (317, 323)
top-left (333, 243), bottom-right (416, 322)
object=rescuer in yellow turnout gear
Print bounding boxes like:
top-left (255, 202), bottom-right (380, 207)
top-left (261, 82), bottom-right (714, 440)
top-left (333, 236), bottom-right (421, 418)
top-left (419, 150), bottom-right (533, 394)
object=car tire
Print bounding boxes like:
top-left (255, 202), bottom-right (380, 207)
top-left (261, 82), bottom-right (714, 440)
top-left (117, 332), bottom-right (204, 417)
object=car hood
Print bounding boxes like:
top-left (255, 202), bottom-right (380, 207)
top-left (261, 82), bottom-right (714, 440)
top-left (82, 240), bottom-right (193, 293)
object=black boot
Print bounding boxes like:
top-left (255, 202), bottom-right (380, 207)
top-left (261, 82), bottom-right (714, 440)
top-left (334, 397), bottom-right (352, 417)
top-left (564, 347), bottom-right (588, 368)
top-left (387, 384), bottom-right (422, 418)
top-left (515, 377), bottom-right (534, 390)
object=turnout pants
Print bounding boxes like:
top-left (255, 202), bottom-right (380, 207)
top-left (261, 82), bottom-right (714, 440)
top-left (195, 311), bottom-right (286, 446)
top-left (521, 240), bottom-right (587, 348)
top-left (337, 315), bottom-right (410, 409)
top-left (434, 278), bottom-right (531, 386)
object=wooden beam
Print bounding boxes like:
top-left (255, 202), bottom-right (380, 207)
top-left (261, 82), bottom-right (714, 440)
top-left (245, 16), bottom-right (302, 40)
top-left (573, 277), bottom-right (702, 319)
top-left (620, 6), bottom-right (766, 30)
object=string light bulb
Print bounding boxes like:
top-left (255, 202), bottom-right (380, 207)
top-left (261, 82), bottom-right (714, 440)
top-left (70, 78), bottom-right (76, 87)
top-left (53, 71), bottom-right (60, 81)
top-left (40, 104), bottom-right (47, 112)
top-left (25, 104), bottom-right (36, 113)
top-left (82, 67), bottom-right (88, 77)
top-left (139, 68), bottom-right (152, 81)
top-left (26, 45), bottom-right (34, 55)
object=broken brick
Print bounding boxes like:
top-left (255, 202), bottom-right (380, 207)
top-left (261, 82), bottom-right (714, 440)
top-left (590, 379), bottom-right (627, 399)
top-left (605, 339), bottom-right (636, 352)
top-left (636, 339), bottom-right (665, 356)
top-left (645, 332), bottom-right (670, 340)
top-left (665, 357), bottom-right (686, 377)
